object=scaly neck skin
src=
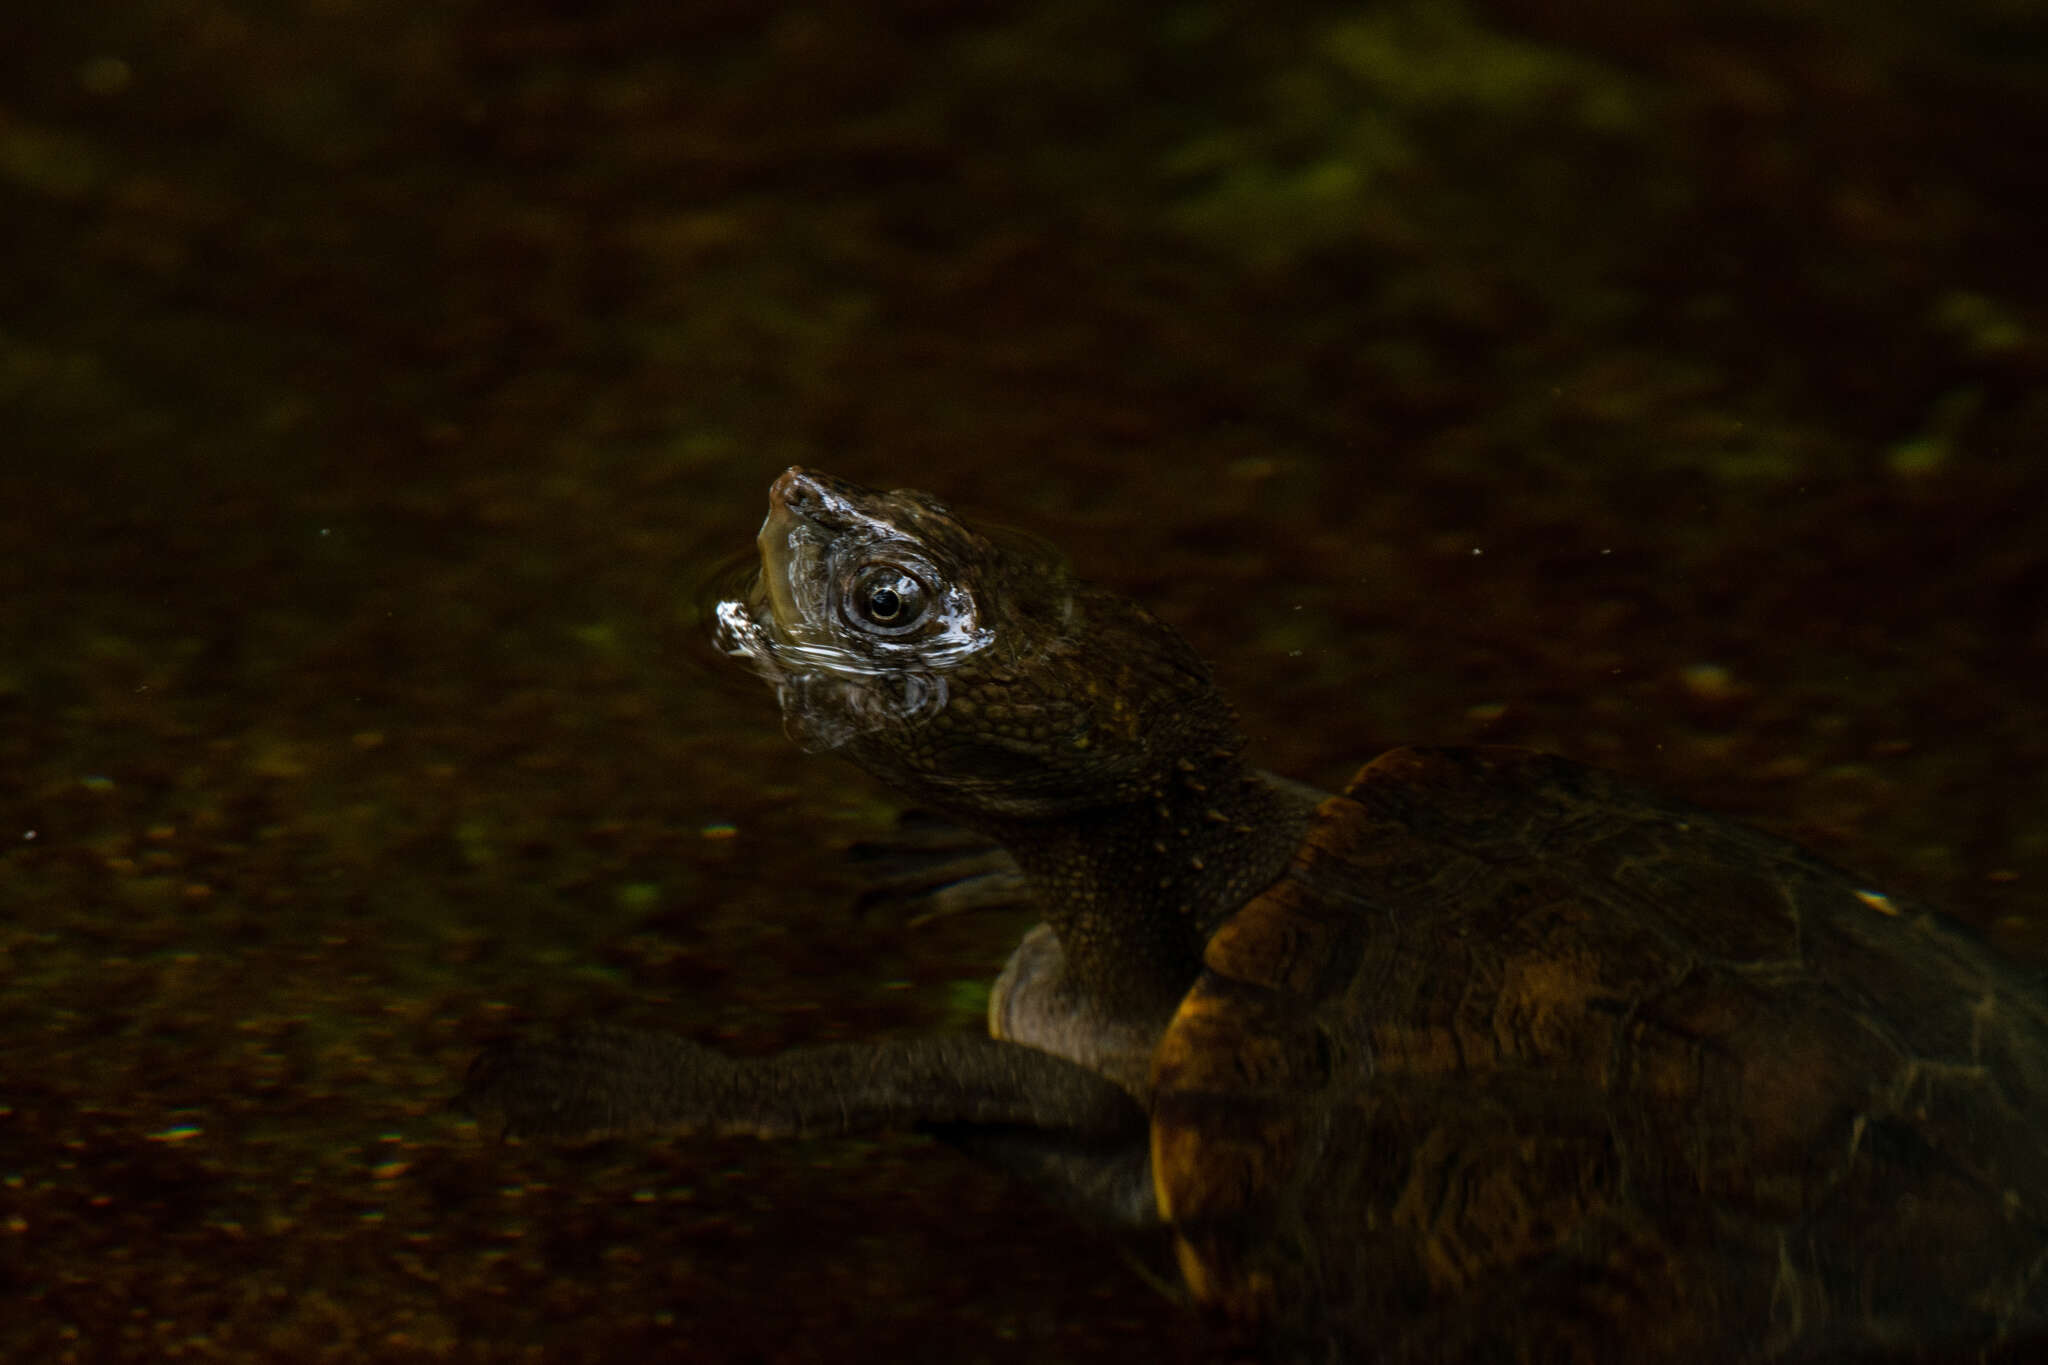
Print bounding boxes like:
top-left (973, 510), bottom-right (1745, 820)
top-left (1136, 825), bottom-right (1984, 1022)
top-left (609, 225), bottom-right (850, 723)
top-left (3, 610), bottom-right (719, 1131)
top-left (974, 753), bottom-right (1321, 1029)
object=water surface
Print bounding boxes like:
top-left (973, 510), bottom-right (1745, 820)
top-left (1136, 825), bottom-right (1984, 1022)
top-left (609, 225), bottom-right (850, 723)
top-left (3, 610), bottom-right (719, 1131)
top-left (3, 3), bottom-right (2045, 1360)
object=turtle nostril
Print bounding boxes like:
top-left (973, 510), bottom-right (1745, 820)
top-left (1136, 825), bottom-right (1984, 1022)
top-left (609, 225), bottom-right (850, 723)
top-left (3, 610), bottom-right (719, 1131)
top-left (774, 466), bottom-right (832, 515)
top-left (770, 467), bottom-right (801, 506)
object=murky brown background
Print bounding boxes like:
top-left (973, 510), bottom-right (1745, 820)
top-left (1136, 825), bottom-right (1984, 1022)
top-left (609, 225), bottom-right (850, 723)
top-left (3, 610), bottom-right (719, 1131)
top-left (3, 2), bottom-right (2045, 1361)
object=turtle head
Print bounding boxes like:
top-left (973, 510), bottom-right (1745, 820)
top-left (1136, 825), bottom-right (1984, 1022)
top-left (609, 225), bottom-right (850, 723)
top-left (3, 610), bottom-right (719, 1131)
top-left (715, 468), bottom-right (1241, 823)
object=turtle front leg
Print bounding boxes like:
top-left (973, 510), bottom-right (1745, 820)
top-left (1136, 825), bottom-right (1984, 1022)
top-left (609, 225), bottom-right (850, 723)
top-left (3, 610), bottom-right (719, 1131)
top-left (462, 1025), bottom-right (1141, 1141)
top-left (462, 1028), bottom-right (1163, 1226)
top-left (462, 1028), bottom-right (1161, 1226)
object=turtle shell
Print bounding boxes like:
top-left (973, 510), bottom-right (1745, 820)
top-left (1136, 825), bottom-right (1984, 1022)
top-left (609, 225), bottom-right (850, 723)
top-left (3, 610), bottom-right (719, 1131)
top-left (1148, 746), bottom-right (2048, 1363)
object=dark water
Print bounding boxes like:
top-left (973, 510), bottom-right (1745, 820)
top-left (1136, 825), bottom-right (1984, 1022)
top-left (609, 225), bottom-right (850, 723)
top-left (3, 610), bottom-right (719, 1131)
top-left (3, 2), bottom-right (2045, 1361)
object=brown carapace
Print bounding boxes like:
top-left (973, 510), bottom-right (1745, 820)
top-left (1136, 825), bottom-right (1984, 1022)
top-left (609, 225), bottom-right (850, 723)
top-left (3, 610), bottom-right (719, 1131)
top-left (1151, 745), bottom-right (2048, 1361)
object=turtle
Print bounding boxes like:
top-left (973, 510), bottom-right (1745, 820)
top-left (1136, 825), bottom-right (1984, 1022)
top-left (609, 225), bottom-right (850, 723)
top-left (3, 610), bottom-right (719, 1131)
top-left (463, 467), bottom-right (2048, 1363)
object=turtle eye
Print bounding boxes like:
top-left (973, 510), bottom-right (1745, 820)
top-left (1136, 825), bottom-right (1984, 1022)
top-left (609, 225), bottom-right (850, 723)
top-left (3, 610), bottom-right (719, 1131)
top-left (846, 563), bottom-right (932, 635)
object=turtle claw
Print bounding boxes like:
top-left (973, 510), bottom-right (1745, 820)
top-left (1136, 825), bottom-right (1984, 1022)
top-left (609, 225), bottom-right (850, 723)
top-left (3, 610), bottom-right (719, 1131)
top-left (847, 810), bottom-right (1031, 924)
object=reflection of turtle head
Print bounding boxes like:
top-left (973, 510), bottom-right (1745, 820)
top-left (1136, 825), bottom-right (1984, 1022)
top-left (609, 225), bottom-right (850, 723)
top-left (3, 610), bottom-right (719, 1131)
top-left (715, 467), bottom-right (1243, 824)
